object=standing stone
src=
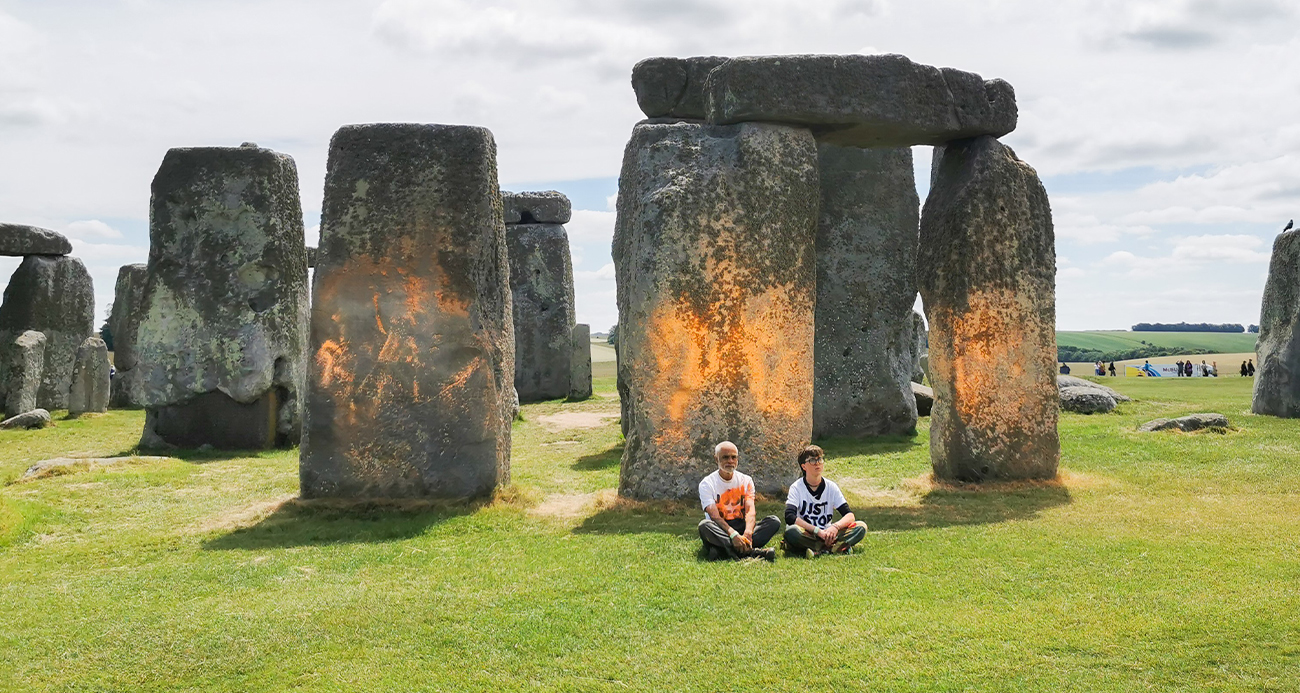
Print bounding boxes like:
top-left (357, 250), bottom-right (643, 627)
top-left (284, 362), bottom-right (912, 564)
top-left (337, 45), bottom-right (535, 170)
top-left (301, 124), bottom-right (513, 500)
top-left (569, 323), bottom-right (592, 400)
top-left (0, 224), bottom-right (73, 256)
top-left (918, 136), bottom-right (1059, 482)
top-left (704, 54), bottom-right (1017, 147)
top-left (507, 221), bottom-right (576, 401)
top-left (0, 255), bottom-right (94, 410)
top-left (68, 337), bottom-right (110, 416)
top-left (134, 144), bottom-right (308, 448)
top-left (109, 263), bottom-right (148, 408)
top-left (3, 330), bottom-right (46, 418)
top-left (911, 310), bottom-right (928, 384)
top-left (614, 120), bottom-right (818, 499)
top-left (813, 144), bottom-right (920, 439)
top-left (1253, 228), bottom-right (1300, 417)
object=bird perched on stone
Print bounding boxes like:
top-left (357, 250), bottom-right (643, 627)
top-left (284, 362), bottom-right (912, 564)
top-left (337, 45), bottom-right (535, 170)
top-left (1285, 219), bottom-right (1294, 232)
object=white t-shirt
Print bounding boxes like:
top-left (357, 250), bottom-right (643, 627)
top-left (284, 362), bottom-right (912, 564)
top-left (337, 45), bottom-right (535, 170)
top-left (698, 470), bottom-right (754, 522)
top-left (785, 477), bottom-right (848, 529)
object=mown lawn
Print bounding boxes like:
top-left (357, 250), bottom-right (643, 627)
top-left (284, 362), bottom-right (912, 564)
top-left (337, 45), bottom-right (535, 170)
top-left (1, 376), bottom-right (1298, 691)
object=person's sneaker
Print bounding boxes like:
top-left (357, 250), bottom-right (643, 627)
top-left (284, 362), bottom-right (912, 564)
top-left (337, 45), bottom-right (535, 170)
top-left (705, 545), bottom-right (723, 561)
top-left (751, 547), bottom-right (776, 562)
top-left (805, 548), bottom-right (817, 559)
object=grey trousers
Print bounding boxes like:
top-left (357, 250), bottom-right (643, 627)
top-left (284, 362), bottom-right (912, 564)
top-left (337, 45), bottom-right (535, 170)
top-left (698, 515), bottom-right (781, 557)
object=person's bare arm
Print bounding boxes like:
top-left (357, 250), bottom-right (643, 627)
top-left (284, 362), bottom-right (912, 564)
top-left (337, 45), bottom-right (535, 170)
top-left (743, 495), bottom-right (756, 544)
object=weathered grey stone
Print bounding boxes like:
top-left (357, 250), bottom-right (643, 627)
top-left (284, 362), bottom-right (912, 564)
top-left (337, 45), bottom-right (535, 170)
top-left (0, 223), bottom-right (72, 256)
top-left (0, 255), bottom-right (94, 410)
top-left (507, 223), bottom-right (575, 401)
top-left (502, 190), bottom-right (572, 225)
top-left (1253, 229), bottom-right (1300, 417)
top-left (631, 56), bottom-right (728, 119)
top-left (813, 144), bottom-right (919, 438)
top-left (1138, 413), bottom-right (1229, 432)
top-left (134, 145), bottom-right (308, 448)
top-left (613, 120), bottom-right (818, 499)
top-left (68, 337), bottom-right (110, 416)
top-left (142, 391), bottom-right (281, 449)
top-left (301, 123), bottom-right (513, 500)
top-left (569, 323), bottom-right (592, 400)
top-left (705, 54), bottom-right (1017, 147)
top-left (911, 381), bottom-right (933, 417)
top-left (3, 330), bottom-right (45, 417)
top-left (109, 263), bottom-right (148, 408)
top-left (305, 246), bottom-right (317, 269)
top-left (911, 310), bottom-right (927, 385)
top-left (918, 136), bottom-right (1058, 482)
top-left (1057, 374), bottom-right (1131, 402)
top-left (1059, 385), bottom-right (1116, 414)
top-left (0, 408), bottom-right (49, 429)
top-left (23, 455), bottom-right (170, 480)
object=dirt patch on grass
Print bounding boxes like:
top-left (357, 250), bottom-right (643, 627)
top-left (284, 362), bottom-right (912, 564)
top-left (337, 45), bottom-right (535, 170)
top-left (528, 490), bottom-right (616, 521)
top-left (196, 495), bottom-right (295, 533)
top-left (536, 412), bottom-right (620, 432)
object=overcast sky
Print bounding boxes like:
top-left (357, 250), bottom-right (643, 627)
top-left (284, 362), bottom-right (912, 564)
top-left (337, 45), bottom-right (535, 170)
top-left (1, 0), bottom-right (1297, 333)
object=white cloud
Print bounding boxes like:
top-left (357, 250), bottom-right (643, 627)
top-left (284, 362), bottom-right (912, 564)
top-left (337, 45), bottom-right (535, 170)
top-left (565, 209), bottom-right (616, 244)
top-left (575, 262), bottom-right (616, 281)
top-left (63, 220), bottom-right (123, 241)
top-left (1170, 233), bottom-right (1270, 264)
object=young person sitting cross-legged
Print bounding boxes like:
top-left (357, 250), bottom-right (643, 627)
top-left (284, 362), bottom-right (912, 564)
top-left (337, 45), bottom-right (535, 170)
top-left (782, 445), bottom-right (867, 558)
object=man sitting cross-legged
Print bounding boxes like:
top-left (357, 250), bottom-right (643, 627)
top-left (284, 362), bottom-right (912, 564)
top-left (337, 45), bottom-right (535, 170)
top-left (697, 441), bottom-right (780, 562)
top-left (782, 445), bottom-right (867, 558)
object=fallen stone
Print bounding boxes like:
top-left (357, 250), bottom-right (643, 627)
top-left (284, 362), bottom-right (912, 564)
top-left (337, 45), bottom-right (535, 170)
top-left (67, 337), bottom-right (111, 416)
top-left (302, 123), bottom-right (513, 500)
top-left (631, 56), bottom-right (728, 119)
top-left (1057, 374), bottom-right (1131, 402)
top-left (704, 54), bottom-right (1017, 147)
top-left (569, 323), bottom-right (593, 400)
top-left (918, 136), bottom-right (1058, 482)
top-left (1059, 386), bottom-right (1116, 414)
top-left (22, 455), bottom-right (171, 480)
top-left (813, 144), bottom-right (920, 438)
top-left (0, 408), bottom-right (50, 430)
top-left (0, 255), bottom-right (94, 410)
top-left (108, 264), bottom-right (148, 408)
top-left (502, 190), bottom-right (572, 224)
top-left (2, 330), bottom-right (45, 418)
top-left (613, 120), bottom-right (818, 499)
top-left (1253, 228), bottom-right (1300, 417)
top-left (911, 381), bottom-right (933, 417)
top-left (507, 222), bottom-right (575, 401)
top-left (0, 223), bottom-right (72, 256)
top-left (1138, 413), bottom-right (1229, 433)
top-left (134, 144), bottom-right (309, 448)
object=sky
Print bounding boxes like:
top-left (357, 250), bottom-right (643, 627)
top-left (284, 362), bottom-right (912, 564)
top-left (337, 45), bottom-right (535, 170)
top-left (0, 0), bottom-right (1297, 333)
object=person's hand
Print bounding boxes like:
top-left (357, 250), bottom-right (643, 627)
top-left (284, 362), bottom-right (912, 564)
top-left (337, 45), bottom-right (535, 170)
top-left (731, 533), bottom-right (748, 552)
top-left (819, 524), bottom-right (839, 546)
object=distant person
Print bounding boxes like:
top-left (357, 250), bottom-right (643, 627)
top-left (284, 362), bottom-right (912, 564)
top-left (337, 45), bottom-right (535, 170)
top-left (1201, 360), bottom-right (1209, 377)
top-left (1095, 361), bottom-right (1104, 376)
top-left (1175, 360), bottom-right (1184, 377)
top-left (782, 445), bottom-right (867, 558)
top-left (697, 441), bottom-right (778, 562)
top-left (1248, 359), bottom-right (1256, 377)
top-left (1241, 361), bottom-right (1249, 377)
top-left (1059, 363), bottom-right (1071, 375)
top-left (1211, 361), bottom-right (1218, 377)
top-left (1185, 361), bottom-right (1193, 377)
top-left (1108, 362), bottom-right (1117, 377)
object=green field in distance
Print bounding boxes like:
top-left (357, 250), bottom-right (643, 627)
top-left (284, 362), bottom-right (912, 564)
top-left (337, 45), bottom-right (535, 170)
top-left (1056, 331), bottom-right (1257, 353)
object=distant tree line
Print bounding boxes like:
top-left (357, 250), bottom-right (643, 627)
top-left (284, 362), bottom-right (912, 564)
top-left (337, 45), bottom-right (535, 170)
top-left (1131, 322), bottom-right (1244, 333)
top-left (1058, 344), bottom-right (1218, 363)
top-left (1248, 324), bottom-right (1260, 333)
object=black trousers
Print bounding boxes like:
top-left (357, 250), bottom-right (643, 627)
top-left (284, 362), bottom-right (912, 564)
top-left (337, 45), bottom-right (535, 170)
top-left (698, 515), bottom-right (781, 557)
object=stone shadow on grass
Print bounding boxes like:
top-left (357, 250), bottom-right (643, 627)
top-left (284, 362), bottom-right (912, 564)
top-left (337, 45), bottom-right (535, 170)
top-left (202, 499), bottom-right (474, 550)
top-left (571, 444), bottom-right (623, 471)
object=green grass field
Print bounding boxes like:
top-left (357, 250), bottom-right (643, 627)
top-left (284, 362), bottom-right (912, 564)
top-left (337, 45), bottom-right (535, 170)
top-left (2, 377), bottom-right (1299, 691)
top-left (1057, 331), bottom-right (1258, 353)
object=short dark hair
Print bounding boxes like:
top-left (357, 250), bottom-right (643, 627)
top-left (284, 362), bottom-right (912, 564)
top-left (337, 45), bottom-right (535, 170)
top-left (797, 445), bottom-right (824, 468)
